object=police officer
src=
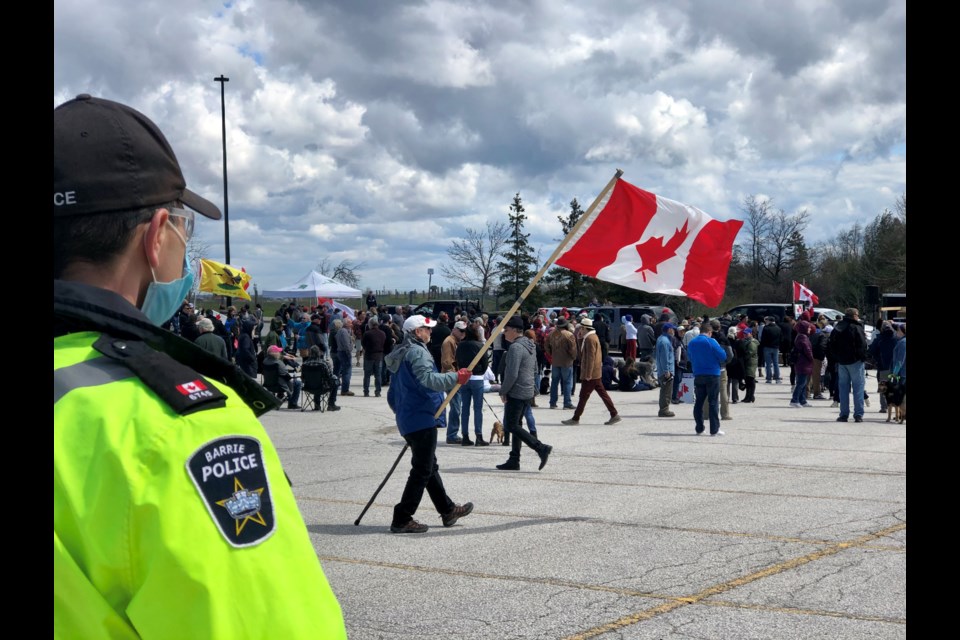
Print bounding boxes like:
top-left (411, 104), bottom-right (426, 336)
top-left (54, 95), bottom-right (346, 638)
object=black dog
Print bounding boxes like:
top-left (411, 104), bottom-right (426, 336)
top-left (879, 378), bottom-right (906, 423)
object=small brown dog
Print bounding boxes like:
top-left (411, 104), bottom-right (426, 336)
top-left (878, 379), bottom-right (906, 423)
top-left (490, 421), bottom-right (505, 443)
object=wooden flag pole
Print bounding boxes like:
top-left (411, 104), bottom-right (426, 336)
top-left (432, 168), bottom-right (624, 418)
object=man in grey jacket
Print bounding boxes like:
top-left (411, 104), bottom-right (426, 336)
top-left (495, 316), bottom-right (553, 471)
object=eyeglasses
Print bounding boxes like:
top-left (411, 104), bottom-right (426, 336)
top-left (167, 207), bottom-right (195, 241)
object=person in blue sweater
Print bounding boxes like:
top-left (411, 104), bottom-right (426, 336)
top-left (687, 322), bottom-right (728, 436)
top-left (655, 323), bottom-right (677, 417)
top-left (385, 315), bottom-right (473, 534)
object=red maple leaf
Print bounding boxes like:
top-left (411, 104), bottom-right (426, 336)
top-left (634, 221), bottom-right (690, 282)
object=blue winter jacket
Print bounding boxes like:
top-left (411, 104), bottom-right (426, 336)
top-left (688, 334), bottom-right (726, 376)
top-left (385, 334), bottom-right (457, 435)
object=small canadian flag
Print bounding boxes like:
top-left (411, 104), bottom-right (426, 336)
top-left (176, 379), bottom-right (208, 395)
top-left (793, 281), bottom-right (819, 306)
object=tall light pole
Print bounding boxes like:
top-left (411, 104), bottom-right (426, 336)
top-left (427, 268), bottom-right (434, 300)
top-left (214, 75), bottom-right (231, 306)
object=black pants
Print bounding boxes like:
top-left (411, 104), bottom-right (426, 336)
top-left (503, 397), bottom-right (545, 462)
top-left (743, 376), bottom-right (757, 402)
top-left (393, 427), bottom-right (455, 527)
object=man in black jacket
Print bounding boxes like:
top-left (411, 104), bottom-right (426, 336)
top-left (828, 308), bottom-right (868, 422)
top-left (759, 317), bottom-right (782, 383)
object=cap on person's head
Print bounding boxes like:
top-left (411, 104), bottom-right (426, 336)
top-left (403, 314), bottom-right (435, 333)
top-left (580, 317), bottom-right (594, 328)
top-left (504, 316), bottom-right (524, 331)
top-left (623, 314), bottom-right (632, 322)
top-left (555, 317), bottom-right (569, 328)
top-left (743, 328), bottom-right (753, 335)
top-left (54, 94), bottom-right (221, 220)
top-left (267, 345), bottom-right (283, 354)
top-left (454, 320), bottom-right (468, 330)
top-left (662, 322), bottom-right (676, 332)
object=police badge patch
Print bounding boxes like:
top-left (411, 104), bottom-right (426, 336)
top-left (187, 436), bottom-right (276, 547)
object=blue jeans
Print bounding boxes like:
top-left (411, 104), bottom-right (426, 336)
top-left (791, 373), bottom-right (809, 405)
top-left (446, 391), bottom-right (462, 440)
top-left (337, 350), bottom-right (353, 392)
top-left (693, 375), bottom-right (721, 435)
top-left (363, 358), bottom-right (382, 395)
top-left (459, 379), bottom-right (485, 438)
top-left (838, 362), bottom-right (865, 419)
top-left (550, 365), bottom-right (573, 407)
top-left (764, 347), bottom-right (781, 381)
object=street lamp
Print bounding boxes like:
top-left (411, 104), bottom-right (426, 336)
top-left (427, 268), bottom-right (434, 300)
top-left (214, 75), bottom-right (231, 305)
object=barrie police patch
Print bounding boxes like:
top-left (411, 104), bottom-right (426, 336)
top-left (187, 436), bottom-right (276, 547)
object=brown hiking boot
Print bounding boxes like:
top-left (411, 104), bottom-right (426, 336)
top-left (441, 502), bottom-right (474, 527)
top-left (390, 519), bottom-right (429, 534)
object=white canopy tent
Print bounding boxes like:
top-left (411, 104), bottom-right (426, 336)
top-left (260, 270), bottom-right (362, 299)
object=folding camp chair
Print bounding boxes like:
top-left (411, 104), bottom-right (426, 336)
top-left (300, 361), bottom-right (337, 412)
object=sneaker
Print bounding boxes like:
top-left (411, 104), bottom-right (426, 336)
top-left (363, 392), bottom-right (370, 397)
top-left (496, 459), bottom-right (520, 470)
top-left (537, 444), bottom-right (553, 470)
top-left (830, 401), bottom-right (839, 408)
top-left (879, 408), bottom-right (887, 413)
top-left (721, 415), bottom-right (732, 420)
top-left (390, 519), bottom-right (429, 534)
top-left (775, 379), bottom-right (782, 384)
top-left (561, 418), bottom-right (580, 425)
top-left (441, 502), bottom-right (474, 527)
top-left (562, 405), bottom-right (576, 410)
top-left (854, 416), bottom-right (863, 423)
top-left (604, 414), bottom-right (622, 425)
top-left (789, 402), bottom-right (801, 408)
top-left (865, 398), bottom-right (871, 407)
top-left (813, 395), bottom-right (826, 400)
top-left (474, 437), bottom-right (489, 447)
top-left (549, 404), bottom-right (558, 409)
top-left (461, 438), bottom-right (474, 446)
top-left (342, 391), bottom-right (355, 396)
top-left (695, 430), bottom-right (704, 436)
top-left (658, 411), bottom-right (676, 417)
top-left (288, 404), bottom-right (301, 410)
top-left (765, 380), bottom-right (772, 384)
top-left (446, 436), bottom-right (462, 444)
top-left (836, 416), bottom-right (848, 422)
top-left (711, 430), bottom-right (725, 436)
top-left (375, 392), bottom-right (381, 397)
top-left (801, 404), bottom-right (813, 408)
top-left (328, 404), bottom-right (341, 412)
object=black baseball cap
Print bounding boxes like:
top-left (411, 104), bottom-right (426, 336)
top-left (54, 94), bottom-right (221, 220)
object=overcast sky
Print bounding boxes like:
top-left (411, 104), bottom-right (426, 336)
top-left (54, 0), bottom-right (906, 297)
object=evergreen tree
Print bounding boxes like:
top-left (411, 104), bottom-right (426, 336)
top-left (496, 193), bottom-right (540, 306)
top-left (543, 197), bottom-right (595, 304)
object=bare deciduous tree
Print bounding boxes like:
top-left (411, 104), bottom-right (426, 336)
top-left (440, 221), bottom-right (509, 309)
top-left (316, 259), bottom-right (365, 289)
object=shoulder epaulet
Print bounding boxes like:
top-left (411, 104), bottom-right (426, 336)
top-left (93, 335), bottom-right (229, 415)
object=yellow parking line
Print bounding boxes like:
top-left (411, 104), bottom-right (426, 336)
top-left (562, 522), bottom-right (906, 639)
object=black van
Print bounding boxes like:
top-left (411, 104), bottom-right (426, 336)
top-left (412, 299), bottom-right (483, 320)
top-left (723, 303), bottom-right (794, 324)
top-left (583, 305), bottom-right (679, 354)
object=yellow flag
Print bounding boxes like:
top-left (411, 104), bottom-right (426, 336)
top-left (199, 258), bottom-right (252, 300)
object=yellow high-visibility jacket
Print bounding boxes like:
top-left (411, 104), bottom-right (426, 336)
top-left (54, 280), bottom-right (346, 639)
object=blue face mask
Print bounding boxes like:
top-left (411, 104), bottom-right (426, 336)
top-left (140, 223), bottom-right (194, 326)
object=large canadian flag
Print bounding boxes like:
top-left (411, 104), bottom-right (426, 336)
top-left (555, 179), bottom-right (743, 307)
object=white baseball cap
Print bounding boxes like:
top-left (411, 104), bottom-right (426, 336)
top-left (403, 314), bottom-right (435, 333)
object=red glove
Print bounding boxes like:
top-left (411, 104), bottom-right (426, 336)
top-left (456, 368), bottom-right (472, 386)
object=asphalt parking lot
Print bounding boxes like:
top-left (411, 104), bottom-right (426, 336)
top-left (261, 368), bottom-right (906, 639)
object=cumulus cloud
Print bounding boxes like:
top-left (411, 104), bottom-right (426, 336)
top-left (54, 0), bottom-right (906, 293)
